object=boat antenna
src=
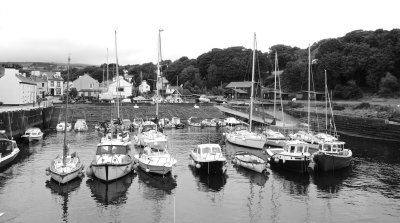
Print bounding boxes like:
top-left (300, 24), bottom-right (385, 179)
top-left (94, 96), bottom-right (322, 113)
top-left (63, 56), bottom-right (71, 165)
top-left (115, 30), bottom-right (120, 119)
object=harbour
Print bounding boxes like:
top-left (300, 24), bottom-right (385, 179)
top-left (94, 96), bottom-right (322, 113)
top-left (0, 127), bottom-right (399, 222)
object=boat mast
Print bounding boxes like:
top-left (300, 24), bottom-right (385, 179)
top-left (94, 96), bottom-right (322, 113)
top-left (273, 51), bottom-right (277, 119)
top-left (63, 56), bottom-right (71, 165)
top-left (115, 30), bottom-right (120, 119)
top-left (156, 28), bottom-right (163, 118)
top-left (107, 48), bottom-right (109, 91)
top-left (307, 45), bottom-right (311, 133)
top-left (325, 69), bottom-right (328, 132)
top-left (249, 33), bottom-right (256, 130)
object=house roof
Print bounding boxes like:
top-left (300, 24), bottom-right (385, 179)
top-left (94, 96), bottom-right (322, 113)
top-left (29, 76), bottom-right (47, 83)
top-left (79, 89), bottom-right (102, 92)
top-left (16, 75), bottom-right (36, 85)
top-left (225, 81), bottom-right (252, 88)
top-left (178, 88), bottom-right (192, 96)
top-left (225, 88), bottom-right (247, 94)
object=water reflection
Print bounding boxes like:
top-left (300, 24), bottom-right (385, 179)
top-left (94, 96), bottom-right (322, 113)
top-left (189, 165), bottom-right (228, 192)
top-left (271, 169), bottom-right (310, 196)
top-left (86, 173), bottom-right (134, 206)
top-left (137, 168), bottom-right (177, 198)
top-left (311, 167), bottom-right (351, 195)
top-left (233, 165), bottom-right (268, 187)
top-left (45, 178), bottom-right (82, 223)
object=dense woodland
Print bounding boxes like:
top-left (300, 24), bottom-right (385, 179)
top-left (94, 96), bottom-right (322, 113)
top-left (32, 29), bottom-right (400, 99)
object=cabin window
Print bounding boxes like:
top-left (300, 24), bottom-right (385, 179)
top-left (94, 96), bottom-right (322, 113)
top-left (290, 146), bottom-right (295, 153)
top-left (96, 145), bottom-right (127, 155)
top-left (323, 144), bottom-right (331, 152)
top-left (202, 147), bottom-right (211, 154)
top-left (304, 146), bottom-right (308, 153)
top-left (298, 146), bottom-right (303, 153)
top-left (211, 147), bottom-right (221, 153)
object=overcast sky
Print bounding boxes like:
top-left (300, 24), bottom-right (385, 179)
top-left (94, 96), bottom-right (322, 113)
top-left (0, 0), bottom-right (398, 66)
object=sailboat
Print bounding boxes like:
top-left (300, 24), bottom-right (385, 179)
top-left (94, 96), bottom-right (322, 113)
top-left (288, 46), bottom-right (319, 149)
top-left (264, 52), bottom-right (287, 148)
top-left (310, 70), bottom-right (352, 171)
top-left (46, 56), bottom-right (84, 184)
top-left (133, 28), bottom-right (177, 175)
top-left (0, 129), bottom-right (20, 169)
top-left (87, 30), bottom-right (134, 182)
top-left (225, 33), bottom-right (267, 150)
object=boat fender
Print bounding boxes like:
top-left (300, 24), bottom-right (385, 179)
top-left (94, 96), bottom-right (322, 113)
top-left (85, 166), bottom-right (93, 177)
top-left (232, 159), bottom-right (237, 164)
top-left (282, 156), bottom-right (286, 164)
top-left (274, 156), bottom-right (279, 163)
top-left (195, 163), bottom-right (201, 169)
top-left (78, 171), bottom-right (84, 178)
top-left (262, 169), bottom-right (270, 176)
top-left (266, 163), bottom-right (271, 168)
top-left (45, 167), bottom-right (50, 176)
top-left (133, 163), bottom-right (140, 170)
top-left (308, 162), bottom-right (316, 172)
top-left (145, 168), bottom-right (150, 172)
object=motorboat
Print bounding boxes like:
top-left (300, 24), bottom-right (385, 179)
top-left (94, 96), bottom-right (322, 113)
top-left (88, 138), bottom-right (134, 182)
top-left (189, 143), bottom-right (227, 174)
top-left (223, 117), bottom-right (242, 128)
top-left (74, 119), bottom-right (88, 132)
top-left (232, 151), bottom-right (269, 174)
top-left (188, 116), bottom-right (201, 127)
top-left (198, 95), bottom-right (211, 103)
top-left (201, 118), bottom-right (217, 127)
top-left (266, 140), bottom-right (311, 173)
top-left (56, 122), bottom-right (72, 132)
top-left (21, 127), bottom-right (44, 141)
top-left (0, 130), bottom-right (20, 168)
top-left (171, 117), bottom-right (184, 129)
top-left (132, 118), bottom-right (143, 129)
top-left (310, 138), bottom-right (352, 172)
top-left (121, 119), bottom-right (133, 132)
top-left (159, 118), bottom-right (174, 129)
top-left (288, 131), bottom-right (319, 150)
top-left (264, 129), bottom-right (287, 148)
top-left (46, 57), bottom-right (84, 184)
top-left (87, 32), bottom-right (134, 182)
top-left (135, 121), bottom-right (167, 148)
top-left (133, 145), bottom-right (177, 175)
top-left (225, 125), bottom-right (267, 150)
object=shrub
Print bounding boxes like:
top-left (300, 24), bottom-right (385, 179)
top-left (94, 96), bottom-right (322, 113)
top-left (333, 80), bottom-right (363, 99)
top-left (332, 103), bottom-right (345, 111)
top-left (354, 102), bottom-right (370, 110)
top-left (285, 101), bottom-right (303, 109)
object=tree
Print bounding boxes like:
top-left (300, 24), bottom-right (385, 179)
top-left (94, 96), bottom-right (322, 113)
top-left (379, 72), bottom-right (399, 96)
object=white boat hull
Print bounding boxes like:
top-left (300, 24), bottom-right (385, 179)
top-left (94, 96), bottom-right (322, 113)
top-left (234, 158), bottom-right (266, 173)
top-left (49, 155), bottom-right (84, 184)
top-left (0, 148), bottom-right (20, 168)
top-left (234, 152), bottom-right (268, 173)
top-left (133, 154), bottom-right (176, 175)
top-left (50, 167), bottom-right (83, 184)
top-left (91, 163), bottom-right (133, 182)
top-left (226, 132), bottom-right (266, 150)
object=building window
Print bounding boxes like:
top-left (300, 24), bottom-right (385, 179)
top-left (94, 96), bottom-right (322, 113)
top-left (50, 81), bottom-right (54, 87)
top-left (90, 83), bottom-right (94, 89)
top-left (56, 89), bottom-right (61, 95)
top-left (57, 81), bottom-right (60, 87)
top-left (42, 83), bottom-right (45, 87)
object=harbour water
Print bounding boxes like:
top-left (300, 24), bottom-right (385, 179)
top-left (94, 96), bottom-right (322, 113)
top-left (0, 127), bottom-right (399, 222)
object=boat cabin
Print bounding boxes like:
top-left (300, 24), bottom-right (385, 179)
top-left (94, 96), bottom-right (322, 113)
top-left (96, 145), bottom-right (130, 155)
top-left (318, 141), bottom-right (345, 153)
top-left (195, 144), bottom-right (222, 155)
top-left (283, 141), bottom-right (310, 154)
top-left (0, 139), bottom-right (17, 156)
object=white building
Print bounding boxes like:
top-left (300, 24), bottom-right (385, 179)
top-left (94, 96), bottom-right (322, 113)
top-left (0, 68), bottom-right (37, 105)
top-left (138, 80), bottom-right (150, 94)
top-left (43, 72), bottom-right (64, 96)
top-left (108, 76), bottom-right (132, 98)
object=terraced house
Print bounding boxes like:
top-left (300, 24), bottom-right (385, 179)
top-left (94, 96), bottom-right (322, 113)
top-left (43, 72), bottom-right (63, 96)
